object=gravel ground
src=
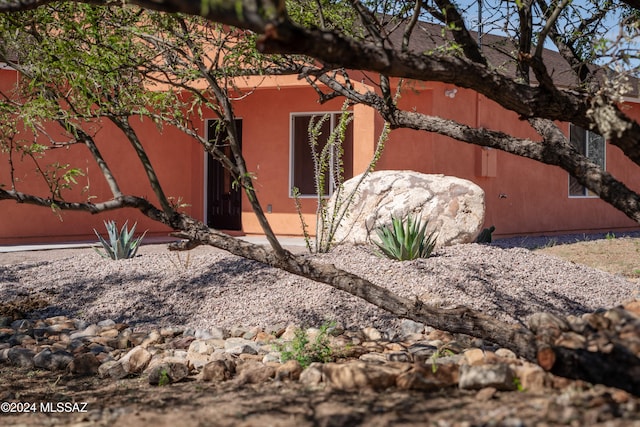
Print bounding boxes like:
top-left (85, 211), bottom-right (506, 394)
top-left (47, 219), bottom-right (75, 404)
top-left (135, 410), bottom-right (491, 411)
top-left (1, 238), bottom-right (638, 334)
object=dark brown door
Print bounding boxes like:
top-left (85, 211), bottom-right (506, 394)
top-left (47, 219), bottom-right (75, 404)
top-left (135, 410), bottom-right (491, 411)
top-left (207, 119), bottom-right (242, 230)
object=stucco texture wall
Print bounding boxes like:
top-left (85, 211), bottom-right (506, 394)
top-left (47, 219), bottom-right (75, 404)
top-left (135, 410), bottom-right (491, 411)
top-left (0, 69), bottom-right (203, 244)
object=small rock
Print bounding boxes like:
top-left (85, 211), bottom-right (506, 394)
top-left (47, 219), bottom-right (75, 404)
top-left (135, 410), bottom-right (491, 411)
top-left (495, 348), bottom-right (517, 360)
top-left (464, 348), bottom-right (485, 366)
top-left (140, 330), bottom-right (163, 348)
top-left (195, 327), bottom-right (227, 340)
top-left (513, 364), bottom-right (547, 392)
top-left (200, 359), bottom-right (235, 382)
top-left (234, 360), bottom-right (275, 385)
top-left (33, 348), bottom-right (74, 371)
top-left (385, 351), bottom-right (412, 363)
top-left (148, 362), bottom-right (190, 385)
top-left (7, 347), bottom-right (35, 368)
top-left (299, 363), bottom-right (323, 386)
top-left (188, 340), bottom-right (215, 355)
top-left (361, 327), bottom-right (383, 341)
top-left (359, 352), bottom-right (387, 364)
top-left (407, 342), bottom-right (437, 359)
top-left (459, 363), bottom-right (516, 391)
top-left (275, 359), bottom-right (303, 381)
top-left (224, 338), bottom-right (259, 355)
top-left (97, 319), bottom-right (116, 328)
top-left (68, 353), bottom-right (101, 375)
top-left (475, 387), bottom-right (497, 401)
top-left (396, 364), bottom-right (459, 391)
top-left (262, 352), bottom-right (281, 364)
top-left (167, 336), bottom-right (196, 350)
top-left (399, 319), bottom-right (425, 338)
top-left (321, 361), bottom-right (406, 391)
top-left (11, 319), bottom-right (33, 334)
top-left (120, 346), bottom-right (152, 374)
top-left (280, 324), bottom-right (299, 341)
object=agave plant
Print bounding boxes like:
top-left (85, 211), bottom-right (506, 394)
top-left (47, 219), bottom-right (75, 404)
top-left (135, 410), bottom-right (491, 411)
top-left (373, 214), bottom-right (438, 261)
top-left (94, 220), bottom-right (147, 260)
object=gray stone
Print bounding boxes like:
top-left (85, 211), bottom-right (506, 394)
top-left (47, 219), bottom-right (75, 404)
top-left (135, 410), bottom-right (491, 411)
top-left (7, 347), bottom-right (35, 368)
top-left (262, 352), bottom-right (281, 364)
top-left (97, 319), bottom-right (116, 328)
top-left (99, 360), bottom-right (127, 379)
top-left (399, 319), bottom-right (425, 339)
top-left (195, 327), bottom-right (227, 340)
top-left (459, 363), bottom-right (517, 391)
top-left (188, 340), bottom-right (215, 355)
top-left (11, 319), bottom-right (32, 334)
top-left (224, 338), bottom-right (259, 355)
top-left (148, 362), bottom-right (190, 385)
top-left (326, 171), bottom-right (485, 246)
top-left (69, 324), bottom-right (100, 340)
top-left (407, 342), bottom-right (438, 358)
top-left (33, 348), bottom-right (74, 371)
top-left (229, 326), bottom-right (248, 338)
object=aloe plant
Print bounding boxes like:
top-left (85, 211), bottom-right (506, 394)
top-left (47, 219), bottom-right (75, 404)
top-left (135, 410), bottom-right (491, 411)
top-left (93, 220), bottom-right (147, 260)
top-left (373, 214), bottom-right (437, 261)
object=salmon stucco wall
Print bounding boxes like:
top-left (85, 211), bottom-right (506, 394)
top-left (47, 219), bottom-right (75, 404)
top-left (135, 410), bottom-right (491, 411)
top-left (0, 69), bottom-right (204, 244)
top-left (375, 83), bottom-right (640, 237)
top-left (3, 65), bottom-right (640, 244)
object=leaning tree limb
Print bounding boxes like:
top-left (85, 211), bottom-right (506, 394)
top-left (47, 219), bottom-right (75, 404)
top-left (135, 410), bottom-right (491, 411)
top-left (169, 217), bottom-right (640, 396)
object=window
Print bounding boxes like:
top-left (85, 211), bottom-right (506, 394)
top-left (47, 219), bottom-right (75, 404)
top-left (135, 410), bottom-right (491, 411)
top-left (290, 112), bottom-right (354, 196)
top-left (568, 124), bottom-right (605, 197)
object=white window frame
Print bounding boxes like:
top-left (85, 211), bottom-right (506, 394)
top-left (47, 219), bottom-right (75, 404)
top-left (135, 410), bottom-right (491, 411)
top-left (289, 111), bottom-right (349, 198)
top-left (568, 123), bottom-right (606, 198)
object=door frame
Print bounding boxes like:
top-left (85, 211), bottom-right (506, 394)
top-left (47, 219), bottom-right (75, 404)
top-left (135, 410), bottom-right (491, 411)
top-left (203, 118), bottom-right (243, 230)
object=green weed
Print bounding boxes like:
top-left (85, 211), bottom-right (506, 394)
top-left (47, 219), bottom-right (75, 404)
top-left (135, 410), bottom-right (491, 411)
top-left (277, 322), bottom-right (336, 369)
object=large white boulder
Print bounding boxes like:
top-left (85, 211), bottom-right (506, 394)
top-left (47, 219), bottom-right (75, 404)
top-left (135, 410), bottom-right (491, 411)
top-left (326, 170), bottom-right (485, 247)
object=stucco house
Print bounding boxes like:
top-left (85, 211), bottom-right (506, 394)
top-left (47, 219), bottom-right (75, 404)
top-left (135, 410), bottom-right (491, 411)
top-left (1, 24), bottom-right (640, 245)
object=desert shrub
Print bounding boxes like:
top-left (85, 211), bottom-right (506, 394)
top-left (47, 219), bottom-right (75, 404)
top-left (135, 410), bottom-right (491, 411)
top-left (373, 214), bottom-right (437, 261)
top-left (94, 220), bottom-right (147, 260)
top-left (277, 322), bottom-right (335, 368)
